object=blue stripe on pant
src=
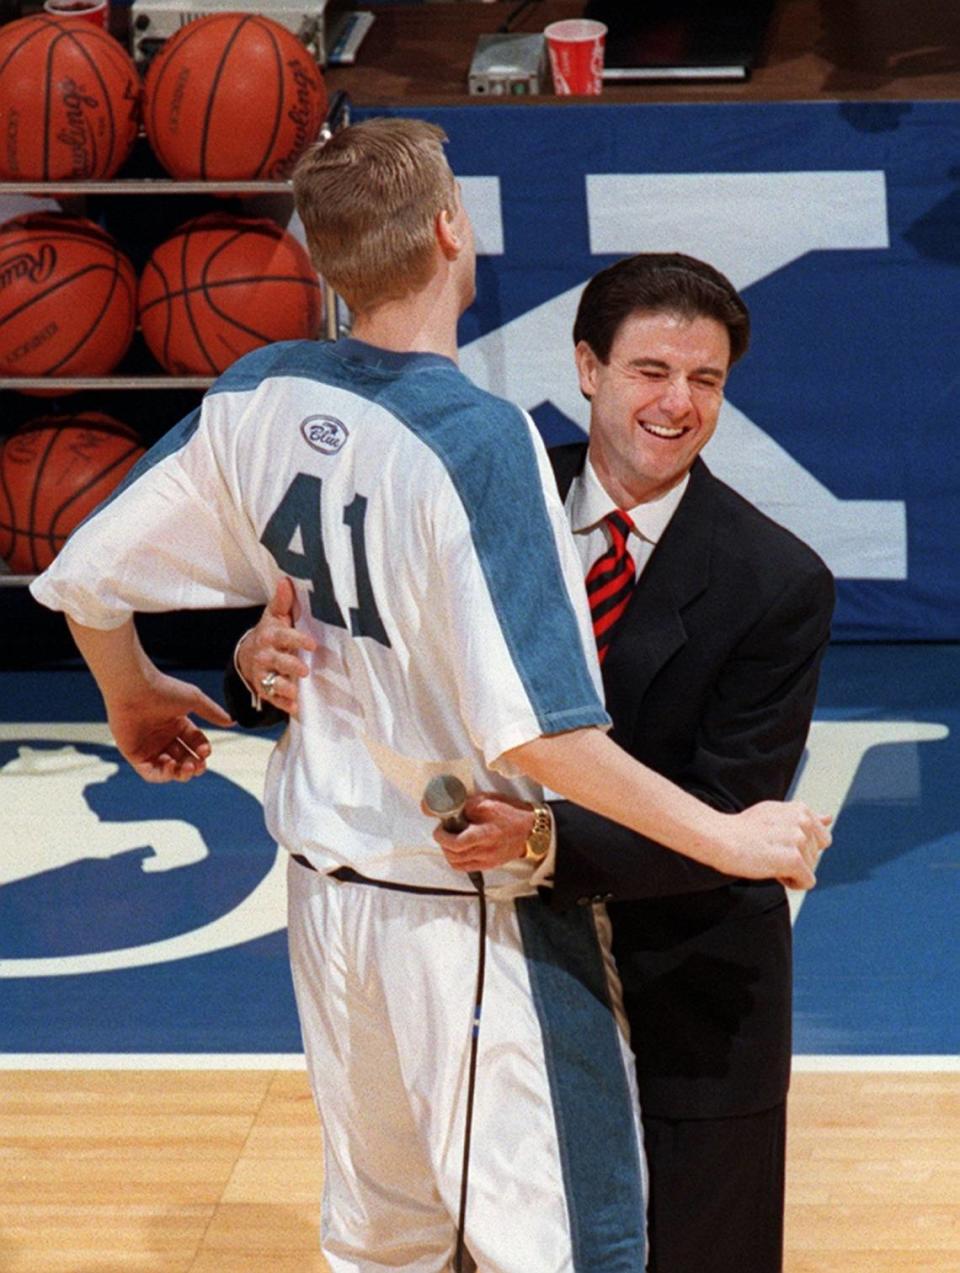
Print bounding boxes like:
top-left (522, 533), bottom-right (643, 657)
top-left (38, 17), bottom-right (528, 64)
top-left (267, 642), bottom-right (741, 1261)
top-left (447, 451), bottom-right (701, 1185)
top-left (516, 897), bottom-right (647, 1271)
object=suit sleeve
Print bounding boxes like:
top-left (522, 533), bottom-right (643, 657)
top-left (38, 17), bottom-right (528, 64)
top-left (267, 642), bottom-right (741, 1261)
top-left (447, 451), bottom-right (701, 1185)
top-left (550, 562), bottom-right (836, 907)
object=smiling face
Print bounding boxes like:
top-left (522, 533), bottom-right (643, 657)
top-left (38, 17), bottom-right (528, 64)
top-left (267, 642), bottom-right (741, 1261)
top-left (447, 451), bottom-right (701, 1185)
top-left (578, 309), bottom-right (731, 507)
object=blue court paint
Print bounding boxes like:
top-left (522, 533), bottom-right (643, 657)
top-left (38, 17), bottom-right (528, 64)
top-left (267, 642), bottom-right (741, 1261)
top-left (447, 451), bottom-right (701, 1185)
top-left (0, 670), bottom-right (301, 1054)
top-left (792, 644), bottom-right (960, 1055)
top-left (0, 647), bottom-right (957, 1057)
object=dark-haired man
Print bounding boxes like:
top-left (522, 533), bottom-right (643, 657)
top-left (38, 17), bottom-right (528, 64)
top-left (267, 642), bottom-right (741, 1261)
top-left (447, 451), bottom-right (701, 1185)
top-left (231, 251), bottom-right (834, 1272)
top-left (435, 253), bottom-right (835, 1272)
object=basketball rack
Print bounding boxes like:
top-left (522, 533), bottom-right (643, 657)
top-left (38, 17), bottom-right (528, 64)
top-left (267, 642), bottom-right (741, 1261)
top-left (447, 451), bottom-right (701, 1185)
top-left (0, 172), bottom-right (300, 393)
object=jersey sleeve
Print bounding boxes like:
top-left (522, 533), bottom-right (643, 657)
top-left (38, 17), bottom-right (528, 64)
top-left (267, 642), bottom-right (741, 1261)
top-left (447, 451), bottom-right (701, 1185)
top-left (29, 401), bottom-right (268, 629)
top-left (429, 404), bottom-right (610, 769)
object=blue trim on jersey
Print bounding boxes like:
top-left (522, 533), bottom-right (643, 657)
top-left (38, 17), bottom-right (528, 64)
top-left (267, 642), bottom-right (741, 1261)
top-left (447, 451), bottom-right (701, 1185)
top-left (70, 407), bottom-right (204, 535)
top-left (221, 338), bottom-right (606, 735)
top-left (516, 898), bottom-right (647, 1271)
top-left (203, 338), bottom-right (456, 397)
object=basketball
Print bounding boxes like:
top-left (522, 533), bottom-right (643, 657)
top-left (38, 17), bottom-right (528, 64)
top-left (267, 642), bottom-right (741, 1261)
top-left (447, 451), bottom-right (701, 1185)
top-left (138, 213), bottom-right (323, 376)
top-left (0, 412), bottom-right (144, 574)
top-left (144, 13), bottom-right (328, 182)
top-left (0, 15), bottom-right (140, 181)
top-left (0, 213), bottom-right (137, 385)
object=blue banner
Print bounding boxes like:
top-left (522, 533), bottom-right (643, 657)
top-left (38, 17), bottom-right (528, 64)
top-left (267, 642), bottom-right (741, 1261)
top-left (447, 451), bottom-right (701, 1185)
top-left (359, 102), bottom-right (960, 641)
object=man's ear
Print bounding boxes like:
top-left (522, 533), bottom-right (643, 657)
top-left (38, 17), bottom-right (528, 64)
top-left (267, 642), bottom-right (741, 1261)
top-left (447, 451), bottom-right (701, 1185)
top-left (436, 206), bottom-right (463, 260)
top-left (574, 340), bottom-right (599, 399)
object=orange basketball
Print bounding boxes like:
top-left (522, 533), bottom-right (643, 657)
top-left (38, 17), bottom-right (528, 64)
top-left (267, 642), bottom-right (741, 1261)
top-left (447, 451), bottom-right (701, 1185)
top-left (144, 13), bottom-right (327, 181)
top-left (0, 213), bottom-right (137, 386)
top-left (0, 412), bottom-right (144, 574)
top-left (0, 15), bottom-right (140, 181)
top-left (138, 213), bottom-right (322, 375)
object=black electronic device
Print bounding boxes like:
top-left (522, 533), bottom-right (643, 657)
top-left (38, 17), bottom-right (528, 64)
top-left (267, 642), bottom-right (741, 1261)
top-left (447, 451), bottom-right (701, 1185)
top-left (585, 0), bottom-right (776, 82)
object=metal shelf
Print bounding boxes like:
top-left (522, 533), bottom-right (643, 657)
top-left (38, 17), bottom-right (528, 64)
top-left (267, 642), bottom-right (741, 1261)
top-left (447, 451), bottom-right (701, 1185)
top-left (0, 376), bottom-right (213, 391)
top-left (0, 90), bottom-right (350, 199)
top-left (0, 179), bottom-right (292, 196)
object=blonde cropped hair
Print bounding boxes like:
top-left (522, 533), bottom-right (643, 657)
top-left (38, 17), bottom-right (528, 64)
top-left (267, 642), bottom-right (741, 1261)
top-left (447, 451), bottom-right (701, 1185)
top-left (292, 118), bottom-right (457, 314)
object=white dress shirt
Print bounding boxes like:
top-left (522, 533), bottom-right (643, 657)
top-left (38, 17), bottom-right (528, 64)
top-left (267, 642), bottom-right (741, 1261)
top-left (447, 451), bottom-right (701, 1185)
top-left (532, 457), bottom-right (690, 885)
top-left (565, 456), bottom-right (689, 581)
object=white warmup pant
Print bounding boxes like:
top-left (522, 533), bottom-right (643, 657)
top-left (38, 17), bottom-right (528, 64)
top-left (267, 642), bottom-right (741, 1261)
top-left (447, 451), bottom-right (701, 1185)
top-left (286, 856), bottom-right (648, 1273)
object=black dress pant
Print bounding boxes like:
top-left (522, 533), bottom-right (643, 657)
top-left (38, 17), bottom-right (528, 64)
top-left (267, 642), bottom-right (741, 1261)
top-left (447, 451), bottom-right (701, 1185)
top-left (643, 1101), bottom-right (786, 1273)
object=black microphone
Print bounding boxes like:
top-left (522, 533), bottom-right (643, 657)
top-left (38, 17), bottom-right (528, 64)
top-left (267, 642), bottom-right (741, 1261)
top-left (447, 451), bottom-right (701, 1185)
top-left (423, 773), bottom-right (469, 832)
top-left (423, 774), bottom-right (483, 893)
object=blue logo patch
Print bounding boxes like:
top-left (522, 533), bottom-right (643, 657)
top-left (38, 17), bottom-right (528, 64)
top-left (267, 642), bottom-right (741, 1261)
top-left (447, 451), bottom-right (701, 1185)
top-left (301, 414), bottom-right (348, 455)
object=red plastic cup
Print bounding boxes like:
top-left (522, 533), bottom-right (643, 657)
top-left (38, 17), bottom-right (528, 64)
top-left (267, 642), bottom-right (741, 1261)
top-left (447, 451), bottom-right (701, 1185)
top-left (42, 0), bottom-right (108, 27)
top-left (544, 19), bottom-right (607, 95)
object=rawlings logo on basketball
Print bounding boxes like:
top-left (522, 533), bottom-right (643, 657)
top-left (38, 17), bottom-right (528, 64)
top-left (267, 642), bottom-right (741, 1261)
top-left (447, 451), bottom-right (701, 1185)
top-left (301, 415), bottom-right (348, 454)
top-left (5, 321), bottom-right (58, 366)
top-left (56, 80), bottom-right (99, 178)
top-left (0, 245), bottom-right (56, 291)
top-left (273, 60), bottom-right (316, 178)
top-left (0, 16), bottom-right (139, 182)
top-left (167, 67), bottom-right (190, 135)
top-left (5, 107), bottom-right (19, 175)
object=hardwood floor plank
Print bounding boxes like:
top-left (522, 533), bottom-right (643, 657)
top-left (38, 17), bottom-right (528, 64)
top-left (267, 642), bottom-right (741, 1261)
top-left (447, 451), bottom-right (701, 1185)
top-left (188, 1255), bottom-right (330, 1273)
top-left (1, 1068), bottom-right (957, 1270)
top-left (196, 1202), bottom-right (322, 1252)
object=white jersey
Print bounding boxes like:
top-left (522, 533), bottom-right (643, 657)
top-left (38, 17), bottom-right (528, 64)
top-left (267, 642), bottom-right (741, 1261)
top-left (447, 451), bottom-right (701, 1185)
top-left (32, 338), bottom-right (609, 891)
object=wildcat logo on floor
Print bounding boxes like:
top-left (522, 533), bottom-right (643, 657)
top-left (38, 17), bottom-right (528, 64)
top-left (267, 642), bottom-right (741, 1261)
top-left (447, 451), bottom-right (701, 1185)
top-left (0, 725), bottom-right (284, 978)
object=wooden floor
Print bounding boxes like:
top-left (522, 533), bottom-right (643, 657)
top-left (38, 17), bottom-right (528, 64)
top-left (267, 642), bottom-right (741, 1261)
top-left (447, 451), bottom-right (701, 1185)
top-left (1, 1070), bottom-right (957, 1272)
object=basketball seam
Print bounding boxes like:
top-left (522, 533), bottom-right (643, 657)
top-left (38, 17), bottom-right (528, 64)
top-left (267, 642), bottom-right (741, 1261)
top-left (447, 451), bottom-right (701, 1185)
top-left (57, 24), bottom-right (117, 175)
top-left (0, 220), bottom-right (118, 250)
top-left (0, 262), bottom-right (135, 374)
top-left (200, 15), bottom-right (252, 181)
top-left (180, 218), bottom-right (218, 373)
top-left (138, 273), bottom-right (320, 314)
top-left (249, 18), bottom-right (286, 179)
top-left (0, 261), bottom-right (128, 332)
top-left (48, 440), bottom-right (143, 548)
top-left (46, 249), bottom-right (134, 374)
top-left (26, 427), bottom-right (60, 574)
top-left (138, 251), bottom-right (176, 374)
top-left (0, 18), bottom-right (56, 78)
top-left (145, 17), bottom-right (224, 174)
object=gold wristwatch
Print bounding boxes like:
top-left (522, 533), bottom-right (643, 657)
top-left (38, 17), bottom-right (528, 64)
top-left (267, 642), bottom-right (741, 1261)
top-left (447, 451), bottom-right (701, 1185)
top-left (523, 801), bottom-right (552, 862)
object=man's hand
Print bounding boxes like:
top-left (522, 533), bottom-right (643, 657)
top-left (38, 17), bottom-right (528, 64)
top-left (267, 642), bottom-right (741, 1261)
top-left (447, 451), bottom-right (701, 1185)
top-left (237, 577), bottom-right (316, 719)
top-left (65, 615), bottom-right (234, 784)
top-left (720, 801), bottom-right (831, 890)
top-left (433, 791), bottom-right (537, 873)
top-left (433, 790), bottom-right (830, 890)
top-left (106, 670), bottom-right (234, 783)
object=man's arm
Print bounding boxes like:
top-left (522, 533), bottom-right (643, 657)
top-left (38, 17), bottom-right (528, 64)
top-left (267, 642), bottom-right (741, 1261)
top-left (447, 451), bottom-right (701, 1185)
top-left (548, 565), bottom-right (835, 903)
top-left (66, 617), bottom-right (234, 782)
top-left (226, 572), bottom-right (830, 888)
top-left (438, 565), bottom-right (835, 900)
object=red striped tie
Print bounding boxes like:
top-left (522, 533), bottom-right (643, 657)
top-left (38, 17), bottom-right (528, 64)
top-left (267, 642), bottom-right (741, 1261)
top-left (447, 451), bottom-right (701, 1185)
top-left (586, 510), bottom-right (636, 664)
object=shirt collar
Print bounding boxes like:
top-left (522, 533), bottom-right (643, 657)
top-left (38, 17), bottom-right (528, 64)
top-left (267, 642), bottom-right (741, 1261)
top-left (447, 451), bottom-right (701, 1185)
top-left (569, 456), bottom-right (690, 544)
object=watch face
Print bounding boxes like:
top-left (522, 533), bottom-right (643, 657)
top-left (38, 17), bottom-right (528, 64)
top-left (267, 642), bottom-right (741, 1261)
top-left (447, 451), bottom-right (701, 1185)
top-left (524, 805), bottom-right (552, 860)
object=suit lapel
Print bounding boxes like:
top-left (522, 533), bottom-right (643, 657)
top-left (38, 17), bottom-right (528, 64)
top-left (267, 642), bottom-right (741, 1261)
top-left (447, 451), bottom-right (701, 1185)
top-left (547, 447), bottom-right (719, 716)
top-left (604, 459), bottom-right (717, 705)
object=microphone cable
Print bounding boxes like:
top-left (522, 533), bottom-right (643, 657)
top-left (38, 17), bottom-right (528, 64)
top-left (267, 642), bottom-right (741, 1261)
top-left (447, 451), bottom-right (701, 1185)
top-left (421, 777), bottom-right (487, 1272)
top-left (454, 871), bottom-right (486, 1273)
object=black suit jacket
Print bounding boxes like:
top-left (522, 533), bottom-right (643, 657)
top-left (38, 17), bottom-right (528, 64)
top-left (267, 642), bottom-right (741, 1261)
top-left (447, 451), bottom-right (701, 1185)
top-left (549, 447), bottom-right (835, 1119)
